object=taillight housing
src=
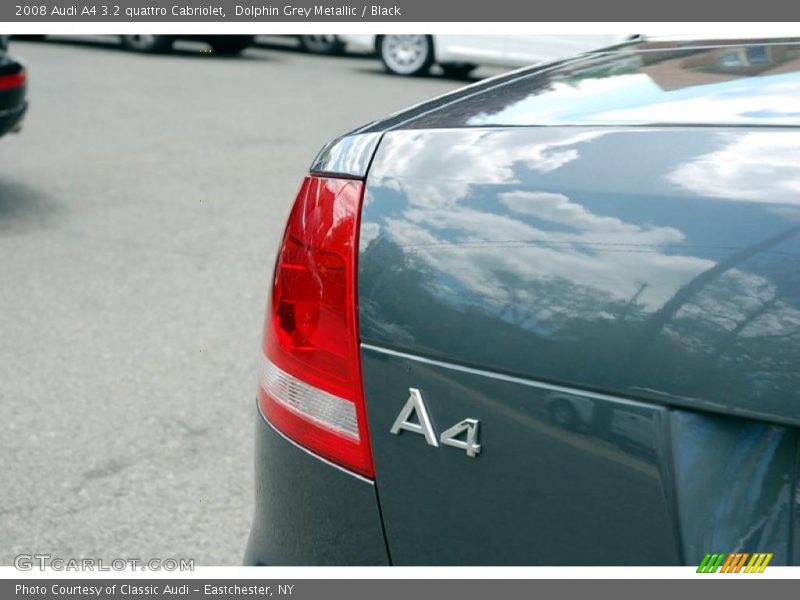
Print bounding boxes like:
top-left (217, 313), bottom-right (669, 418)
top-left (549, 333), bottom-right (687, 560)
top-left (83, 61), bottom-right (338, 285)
top-left (258, 175), bottom-right (374, 478)
top-left (0, 69), bottom-right (26, 92)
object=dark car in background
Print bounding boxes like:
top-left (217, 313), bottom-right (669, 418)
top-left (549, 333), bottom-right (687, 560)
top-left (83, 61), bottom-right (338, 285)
top-left (119, 35), bottom-right (255, 54)
top-left (296, 35), bottom-right (346, 55)
top-left (16, 34), bottom-right (255, 55)
top-left (246, 38), bottom-right (800, 565)
top-left (15, 34), bottom-right (348, 56)
top-left (115, 34), bottom-right (345, 56)
top-left (0, 36), bottom-right (27, 138)
top-left (114, 34), bottom-right (342, 55)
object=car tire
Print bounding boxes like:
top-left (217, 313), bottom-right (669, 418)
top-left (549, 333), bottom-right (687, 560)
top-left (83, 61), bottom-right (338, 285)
top-left (378, 35), bottom-right (434, 76)
top-left (441, 63), bottom-right (477, 79)
top-left (297, 35), bottom-right (345, 55)
top-left (210, 36), bottom-right (253, 56)
top-left (120, 35), bottom-right (174, 54)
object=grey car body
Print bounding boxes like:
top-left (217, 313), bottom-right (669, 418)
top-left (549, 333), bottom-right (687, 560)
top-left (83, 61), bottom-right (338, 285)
top-left (246, 38), bottom-right (800, 565)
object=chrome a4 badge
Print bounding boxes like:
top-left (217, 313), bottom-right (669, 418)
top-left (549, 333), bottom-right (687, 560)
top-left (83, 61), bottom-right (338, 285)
top-left (389, 388), bottom-right (481, 457)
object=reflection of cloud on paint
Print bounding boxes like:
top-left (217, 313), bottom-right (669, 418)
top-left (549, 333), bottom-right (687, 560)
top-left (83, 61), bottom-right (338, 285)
top-left (668, 132), bottom-right (800, 204)
top-left (466, 71), bottom-right (800, 127)
top-left (385, 192), bottom-right (710, 314)
top-left (386, 198), bottom-right (800, 340)
top-left (369, 128), bottom-right (800, 341)
top-left (595, 90), bottom-right (800, 126)
top-left (358, 221), bottom-right (381, 252)
top-left (467, 73), bottom-right (654, 126)
top-left (372, 129), bottom-right (608, 210)
top-left (499, 191), bottom-right (684, 243)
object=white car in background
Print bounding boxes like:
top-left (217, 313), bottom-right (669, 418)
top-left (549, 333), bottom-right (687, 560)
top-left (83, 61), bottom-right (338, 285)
top-left (340, 34), bottom-right (636, 76)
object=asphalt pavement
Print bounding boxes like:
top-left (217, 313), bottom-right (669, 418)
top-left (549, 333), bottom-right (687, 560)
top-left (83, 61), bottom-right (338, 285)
top-left (0, 36), bottom-right (478, 565)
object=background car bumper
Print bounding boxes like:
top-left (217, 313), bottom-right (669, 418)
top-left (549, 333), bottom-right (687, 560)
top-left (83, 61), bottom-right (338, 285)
top-left (244, 404), bottom-right (389, 566)
top-left (0, 101), bottom-right (27, 137)
top-left (337, 35), bottom-right (376, 53)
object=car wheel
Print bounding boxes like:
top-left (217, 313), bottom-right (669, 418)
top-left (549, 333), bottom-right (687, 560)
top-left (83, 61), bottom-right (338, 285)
top-left (297, 35), bottom-right (345, 55)
top-left (120, 35), bottom-right (173, 53)
top-left (379, 35), bottom-right (434, 76)
top-left (210, 36), bottom-right (253, 56)
top-left (440, 63), bottom-right (477, 79)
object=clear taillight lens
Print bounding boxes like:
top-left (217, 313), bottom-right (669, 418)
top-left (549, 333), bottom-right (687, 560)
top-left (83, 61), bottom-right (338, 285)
top-left (258, 175), bottom-right (374, 478)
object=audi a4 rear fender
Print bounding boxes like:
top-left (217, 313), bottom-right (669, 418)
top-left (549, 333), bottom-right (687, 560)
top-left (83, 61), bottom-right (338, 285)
top-left (247, 38), bottom-right (800, 566)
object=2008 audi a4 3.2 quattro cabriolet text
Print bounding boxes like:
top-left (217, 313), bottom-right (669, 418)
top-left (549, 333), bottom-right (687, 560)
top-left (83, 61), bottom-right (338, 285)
top-left (245, 37), bottom-right (800, 566)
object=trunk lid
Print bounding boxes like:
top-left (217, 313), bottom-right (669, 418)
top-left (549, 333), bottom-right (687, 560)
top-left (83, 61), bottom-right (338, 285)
top-left (357, 126), bottom-right (800, 564)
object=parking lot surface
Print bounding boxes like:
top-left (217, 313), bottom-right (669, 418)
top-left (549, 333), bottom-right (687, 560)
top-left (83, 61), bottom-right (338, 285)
top-left (0, 37), bottom-right (472, 565)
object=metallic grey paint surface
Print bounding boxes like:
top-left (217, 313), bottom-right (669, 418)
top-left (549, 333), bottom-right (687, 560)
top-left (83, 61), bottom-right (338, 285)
top-left (245, 409), bottom-right (389, 565)
top-left (400, 43), bottom-right (800, 129)
top-left (361, 345), bottom-right (681, 564)
top-left (356, 39), bottom-right (800, 133)
top-left (351, 41), bottom-right (800, 565)
top-left (247, 38), bottom-right (800, 565)
top-left (310, 132), bottom-right (383, 178)
top-left (359, 126), bottom-right (800, 427)
top-left (669, 411), bottom-right (797, 564)
top-left (360, 346), bottom-right (799, 564)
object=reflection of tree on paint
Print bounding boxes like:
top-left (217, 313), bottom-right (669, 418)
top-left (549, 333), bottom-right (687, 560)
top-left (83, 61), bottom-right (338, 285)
top-left (627, 223), bottom-right (800, 366)
top-left (360, 162), bottom-right (800, 420)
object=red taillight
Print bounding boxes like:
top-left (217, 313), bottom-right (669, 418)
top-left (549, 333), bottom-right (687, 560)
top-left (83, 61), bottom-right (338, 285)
top-left (0, 70), bottom-right (26, 91)
top-left (258, 175), bottom-right (374, 478)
